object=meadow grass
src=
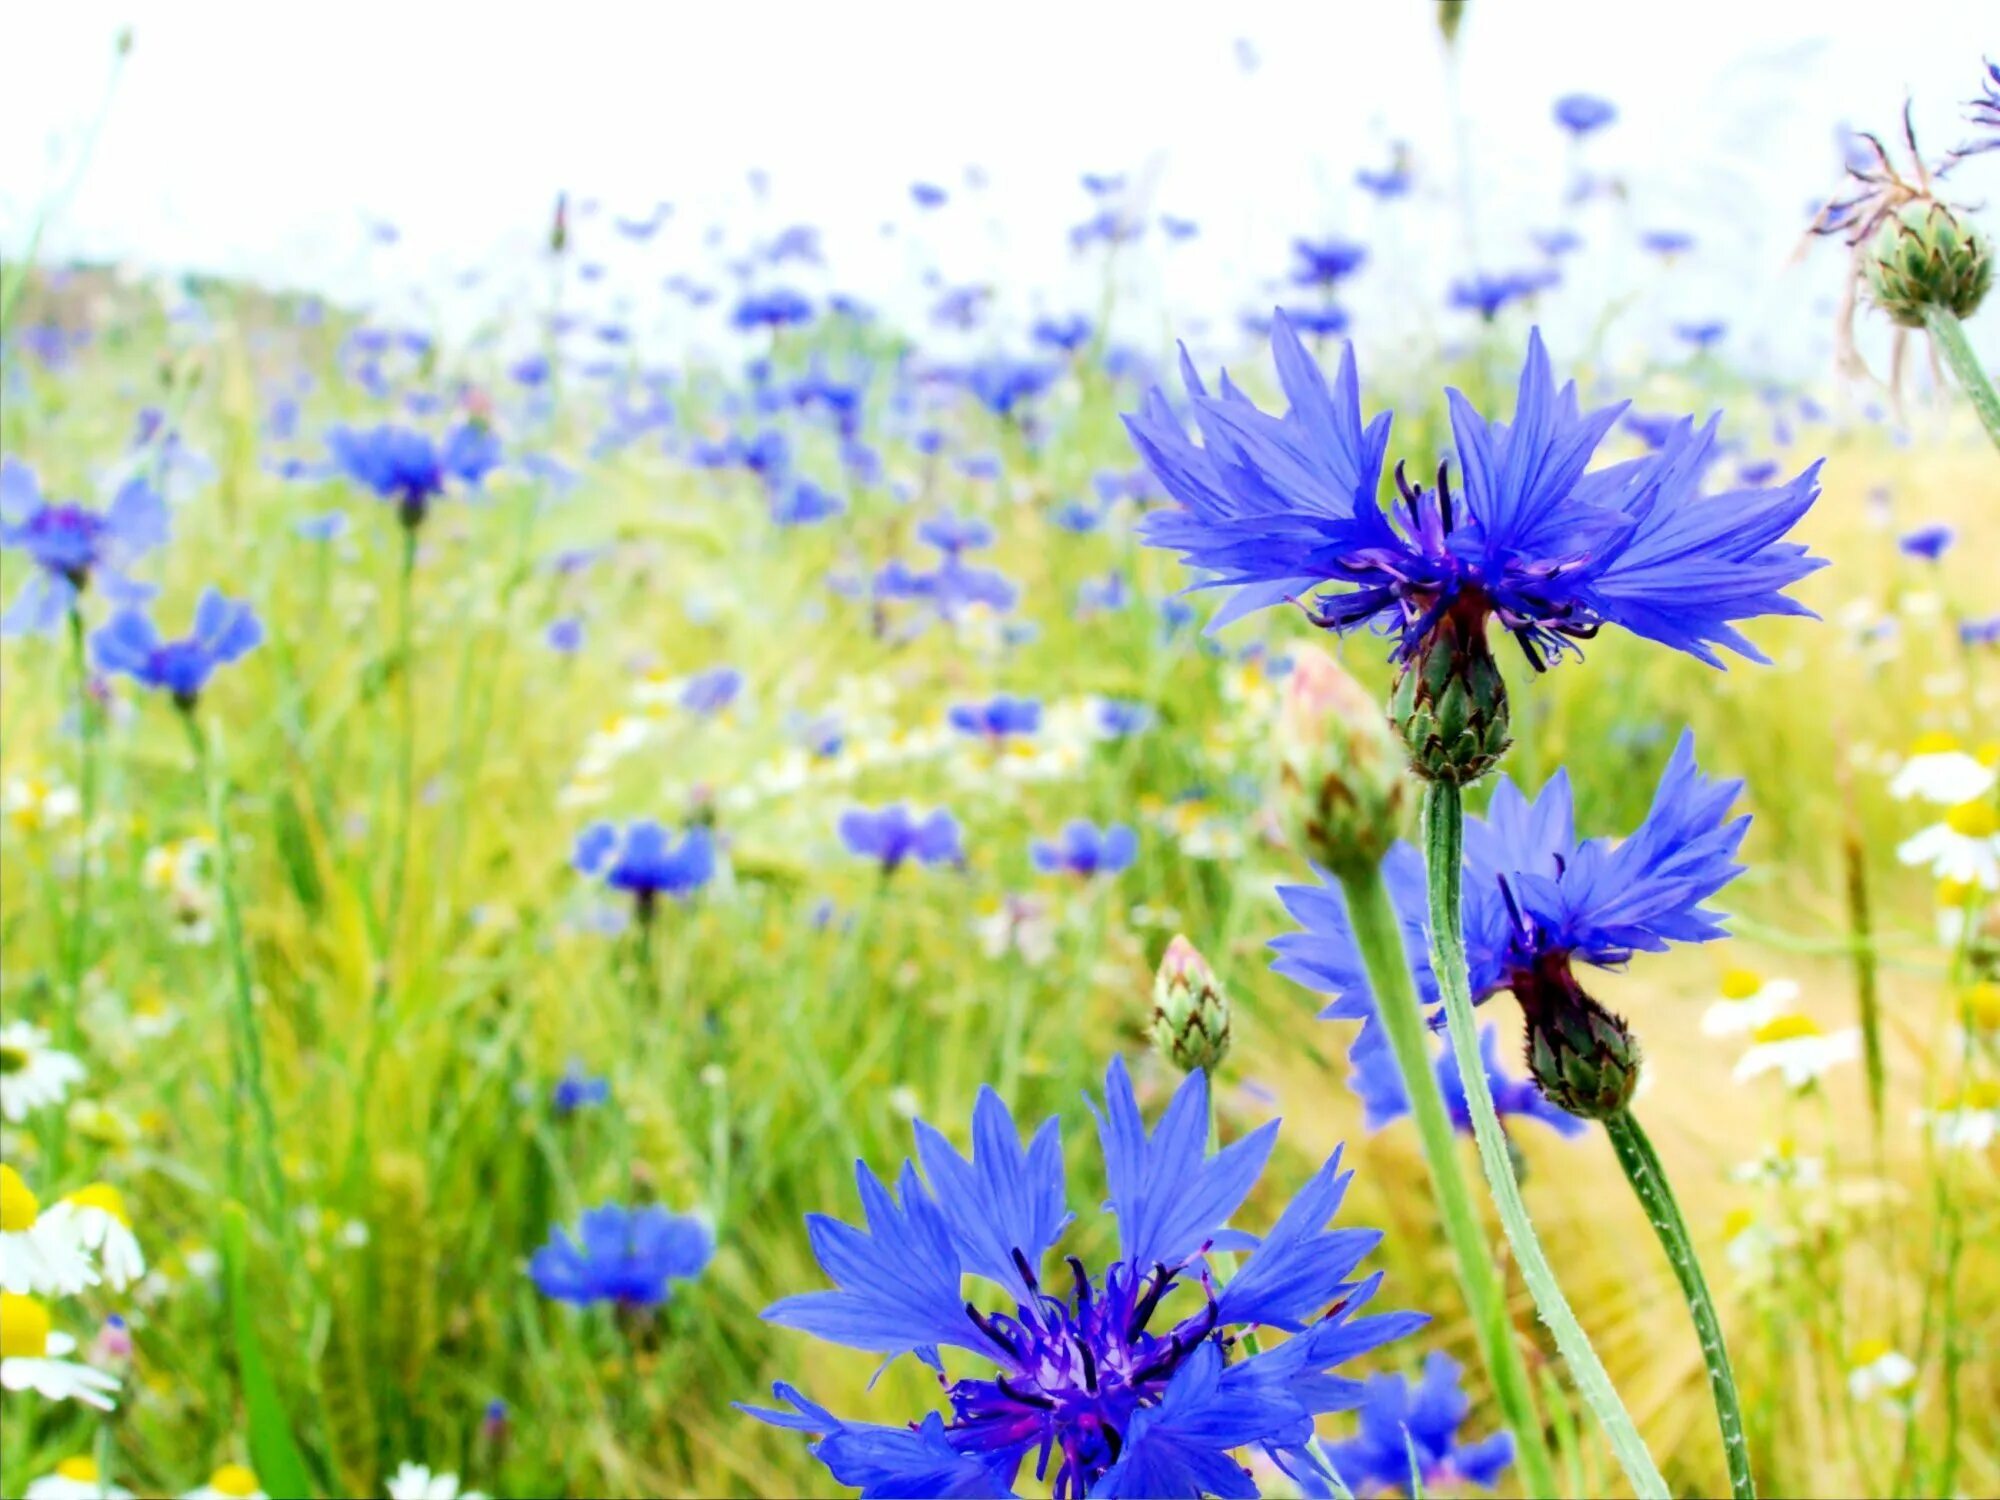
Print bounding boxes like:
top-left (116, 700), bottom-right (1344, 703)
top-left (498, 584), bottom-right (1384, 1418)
top-left (0, 271), bottom-right (1995, 1499)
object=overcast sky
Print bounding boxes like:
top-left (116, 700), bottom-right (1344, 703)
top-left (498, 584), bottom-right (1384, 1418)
top-left (2, 1), bottom-right (1994, 373)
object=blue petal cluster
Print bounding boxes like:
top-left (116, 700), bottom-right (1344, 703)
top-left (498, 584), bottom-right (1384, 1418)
top-left (1326, 1352), bottom-right (1514, 1495)
top-left (528, 1204), bottom-right (713, 1306)
top-left (91, 589), bottom-right (263, 706)
top-left (950, 695), bottom-right (1043, 741)
top-left (1273, 732), bottom-right (1746, 1065)
top-left (745, 1060), bottom-right (1425, 1498)
top-left (1, 459), bottom-right (168, 634)
top-left (573, 821), bottom-right (717, 908)
top-left (327, 421), bottom-right (500, 526)
top-left (1031, 820), bottom-right (1139, 880)
top-left (1125, 316), bottom-right (1823, 670)
top-left (839, 804), bottom-right (964, 874)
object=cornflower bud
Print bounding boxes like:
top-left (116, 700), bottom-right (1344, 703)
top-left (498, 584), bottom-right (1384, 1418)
top-left (1275, 644), bottom-right (1410, 874)
top-left (1150, 935), bottom-right (1231, 1075)
top-left (1391, 595), bottom-right (1512, 785)
top-left (1866, 201), bottom-right (1992, 326)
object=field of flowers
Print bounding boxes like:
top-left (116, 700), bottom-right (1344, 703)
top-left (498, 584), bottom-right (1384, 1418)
top-left (1, 26), bottom-right (1997, 1500)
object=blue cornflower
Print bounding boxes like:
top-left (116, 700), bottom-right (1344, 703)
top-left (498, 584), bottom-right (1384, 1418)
top-left (911, 181), bottom-right (950, 208)
top-left (1033, 315), bottom-right (1094, 354)
top-left (1449, 269), bottom-right (1558, 320)
top-left (1326, 1352), bottom-right (1514, 1495)
top-left (682, 666), bottom-right (744, 715)
top-left (950, 695), bottom-right (1042, 741)
top-left (1275, 733), bottom-right (1744, 1111)
top-left (1291, 237), bottom-right (1369, 289)
top-left (1160, 214), bottom-right (1201, 240)
top-left (1898, 524), bottom-right (1955, 562)
top-left (1533, 229), bottom-right (1583, 259)
top-left (1553, 93), bottom-right (1618, 136)
top-left (545, 617), bottom-right (584, 654)
top-left (838, 804), bottom-right (963, 874)
top-left (920, 512), bottom-right (997, 556)
top-left (773, 479), bottom-right (845, 527)
top-left (91, 589), bottom-right (263, 707)
top-left (1032, 820), bottom-right (1139, 879)
top-left (962, 356), bottom-right (1060, 420)
top-left (1957, 59), bottom-right (2000, 158)
top-left (528, 1204), bottom-right (713, 1307)
top-left (1124, 314), bottom-right (1824, 670)
top-left (732, 289), bottom-right (815, 332)
top-left (1096, 698), bottom-right (1156, 738)
top-left (1674, 321), bottom-right (1728, 351)
top-left (1, 459), bottom-right (168, 634)
top-left (1356, 148), bottom-right (1412, 199)
top-left (573, 821), bottom-right (716, 916)
top-left (552, 1062), bottom-right (609, 1116)
top-left (1640, 229), bottom-right (1695, 257)
top-left (744, 1059), bottom-right (1426, 1498)
top-left (327, 421), bottom-right (500, 527)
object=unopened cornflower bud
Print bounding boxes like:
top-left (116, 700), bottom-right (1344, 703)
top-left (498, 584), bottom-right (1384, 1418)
top-left (1276, 645), bottom-right (1410, 874)
top-left (1511, 949), bottom-right (1642, 1119)
top-left (1150, 935), bottom-right (1232, 1075)
top-left (1866, 201), bottom-right (1992, 327)
top-left (1390, 596), bottom-right (1512, 785)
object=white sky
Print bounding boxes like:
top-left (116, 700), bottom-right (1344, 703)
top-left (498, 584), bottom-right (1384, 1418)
top-left (2, 1), bottom-right (1995, 373)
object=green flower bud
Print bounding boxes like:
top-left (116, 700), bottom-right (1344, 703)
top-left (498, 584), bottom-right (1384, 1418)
top-left (1866, 201), bottom-right (1991, 328)
top-left (1151, 935), bottom-right (1231, 1075)
top-left (1275, 644), bottom-right (1410, 875)
top-left (1390, 601), bottom-right (1512, 785)
top-left (1514, 954), bottom-right (1642, 1120)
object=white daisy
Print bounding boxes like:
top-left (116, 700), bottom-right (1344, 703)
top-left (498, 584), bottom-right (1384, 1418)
top-left (53, 1184), bottom-right (146, 1291)
top-left (1730, 1138), bottom-right (1825, 1189)
top-left (0, 1295), bottom-right (120, 1409)
top-left (1700, 970), bottom-right (1800, 1037)
top-left (1913, 1082), bottom-right (2000, 1152)
top-left (3, 774), bottom-right (81, 833)
top-left (1733, 1014), bottom-right (1861, 1090)
top-left (1897, 800), bottom-right (2000, 890)
top-left (180, 1465), bottom-right (266, 1500)
top-left (0, 1166), bottom-right (98, 1297)
top-left (26, 1457), bottom-right (135, 1500)
top-left (0, 1022), bottom-right (86, 1124)
top-left (385, 1462), bottom-right (488, 1500)
top-left (1846, 1340), bottom-right (1920, 1411)
top-left (1888, 735), bottom-right (1997, 805)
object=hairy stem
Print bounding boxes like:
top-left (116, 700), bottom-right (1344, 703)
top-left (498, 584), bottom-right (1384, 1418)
top-left (1335, 865), bottom-right (1559, 1499)
top-left (1422, 778), bottom-right (1668, 1500)
top-left (1605, 1109), bottom-right (1755, 1499)
top-left (1922, 304), bottom-right (2000, 455)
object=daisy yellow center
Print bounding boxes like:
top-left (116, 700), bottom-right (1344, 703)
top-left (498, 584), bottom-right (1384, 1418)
top-left (1945, 801), bottom-right (1998, 838)
top-left (0, 1293), bottom-right (51, 1358)
top-left (1963, 982), bottom-right (2000, 1030)
top-left (1752, 1013), bottom-right (1823, 1044)
top-left (208, 1464), bottom-right (261, 1497)
top-left (1979, 741), bottom-right (2000, 768)
top-left (1722, 1207), bottom-right (1757, 1239)
top-left (1909, 731), bottom-right (1960, 756)
top-left (1, 1165), bottom-right (40, 1232)
top-left (66, 1183), bottom-right (131, 1226)
top-left (1849, 1336), bottom-right (1893, 1367)
top-left (1719, 968), bottom-right (1765, 1000)
top-left (1937, 876), bottom-right (1975, 908)
top-left (1956, 1080), bottom-right (2000, 1111)
top-left (55, 1458), bottom-right (101, 1483)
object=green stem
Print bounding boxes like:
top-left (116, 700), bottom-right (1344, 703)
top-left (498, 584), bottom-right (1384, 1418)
top-left (62, 606), bottom-right (98, 1054)
top-left (1335, 865), bottom-right (1559, 1500)
top-left (383, 522), bottom-right (420, 956)
top-left (181, 707), bottom-right (288, 1230)
top-left (1922, 304), bottom-right (2000, 454)
top-left (1421, 779), bottom-right (1668, 1500)
top-left (1604, 1109), bottom-right (1755, 1500)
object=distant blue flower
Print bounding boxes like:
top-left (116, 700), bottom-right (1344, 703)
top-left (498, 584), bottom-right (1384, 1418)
top-left (1096, 698), bottom-right (1156, 738)
top-left (773, 479), bottom-right (845, 527)
top-left (1284, 305), bottom-right (1351, 339)
top-left (1032, 314), bottom-right (1094, 354)
top-left (1962, 613), bottom-right (2000, 647)
top-left (1124, 314), bottom-right (1824, 669)
top-left (911, 181), bottom-right (950, 209)
top-left (961, 356), bottom-right (1060, 419)
top-left (1674, 321), bottom-right (1727, 351)
top-left (295, 512), bottom-right (347, 542)
top-left (1553, 93), bottom-right (1618, 136)
top-left (1051, 499), bottom-right (1106, 534)
top-left (1956, 58), bottom-right (2000, 158)
top-left (553, 1063), bottom-right (609, 1116)
top-left (1640, 229), bottom-right (1695, 257)
top-left (733, 289), bottom-right (815, 332)
top-left (1292, 237), bottom-right (1368, 289)
top-left (1082, 172), bottom-right (1127, 197)
top-left (949, 695), bottom-right (1041, 740)
top-left (1275, 731), bottom-right (1745, 1027)
top-left (1160, 214), bottom-right (1201, 240)
top-left (1532, 229), bottom-right (1583, 258)
top-left (1737, 459), bottom-right (1780, 486)
top-left (545, 617), bottom-right (584, 653)
top-left (1356, 149), bottom-right (1412, 199)
top-left (764, 225), bottom-right (823, 267)
top-left (838, 804), bottom-right (963, 874)
top-left (1449, 269), bottom-right (1558, 320)
top-left (920, 512), bottom-right (996, 556)
top-left (528, 1205), bottom-right (712, 1306)
top-left (327, 421), bottom-right (500, 526)
top-left (744, 1059), bottom-right (1425, 1498)
top-left (1898, 524), bottom-right (1955, 562)
top-left (1032, 819), bottom-right (1139, 879)
top-left (1622, 411), bottom-right (1681, 450)
top-left (91, 589), bottom-right (262, 707)
top-left (574, 822), bottom-right (716, 912)
top-left (1327, 1352), bottom-right (1514, 1495)
top-left (1, 459), bottom-right (167, 634)
top-left (682, 666), bottom-right (743, 715)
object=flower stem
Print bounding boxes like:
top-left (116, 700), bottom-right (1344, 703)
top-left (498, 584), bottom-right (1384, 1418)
top-left (1421, 778), bottom-right (1668, 1500)
top-left (1603, 1109), bottom-right (1755, 1499)
top-left (383, 522), bottom-right (420, 958)
top-left (180, 707), bottom-right (289, 1230)
top-left (1922, 304), bottom-right (2000, 454)
top-left (1335, 865), bottom-right (1559, 1500)
top-left (62, 606), bottom-right (98, 1056)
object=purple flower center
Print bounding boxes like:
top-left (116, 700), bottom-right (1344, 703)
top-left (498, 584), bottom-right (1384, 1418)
top-left (20, 504), bottom-right (108, 581)
top-left (944, 1252), bottom-right (1220, 1498)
